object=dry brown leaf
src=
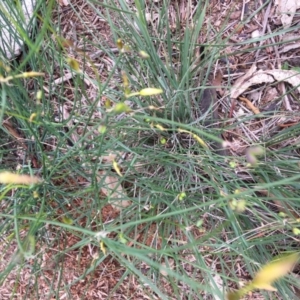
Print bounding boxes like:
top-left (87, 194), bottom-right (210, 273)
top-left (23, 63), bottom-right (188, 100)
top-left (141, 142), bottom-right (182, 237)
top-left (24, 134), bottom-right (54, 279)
top-left (266, 69), bottom-right (300, 92)
top-left (230, 64), bottom-right (257, 99)
top-left (98, 171), bottom-right (131, 212)
top-left (281, 41), bottom-right (300, 54)
top-left (3, 119), bottom-right (25, 143)
top-left (57, 0), bottom-right (69, 6)
top-left (263, 87), bottom-right (279, 104)
top-left (280, 34), bottom-right (300, 53)
top-left (231, 68), bottom-right (300, 99)
top-left (275, 0), bottom-right (300, 29)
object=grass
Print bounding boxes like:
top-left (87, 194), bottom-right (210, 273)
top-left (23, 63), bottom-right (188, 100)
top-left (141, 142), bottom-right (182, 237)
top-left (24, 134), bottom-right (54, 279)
top-left (1, 0), bottom-right (300, 299)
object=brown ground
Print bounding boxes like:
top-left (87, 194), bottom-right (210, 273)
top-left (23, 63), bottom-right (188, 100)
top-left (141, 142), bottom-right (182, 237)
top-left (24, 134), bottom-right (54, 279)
top-left (1, 0), bottom-right (300, 299)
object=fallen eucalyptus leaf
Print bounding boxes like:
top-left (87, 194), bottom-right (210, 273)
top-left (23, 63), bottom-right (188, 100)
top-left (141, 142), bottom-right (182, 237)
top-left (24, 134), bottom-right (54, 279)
top-left (231, 68), bottom-right (300, 99)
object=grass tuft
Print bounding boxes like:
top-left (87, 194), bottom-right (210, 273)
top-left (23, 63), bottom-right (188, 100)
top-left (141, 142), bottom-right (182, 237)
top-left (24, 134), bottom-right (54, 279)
top-left (1, 0), bottom-right (300, 299)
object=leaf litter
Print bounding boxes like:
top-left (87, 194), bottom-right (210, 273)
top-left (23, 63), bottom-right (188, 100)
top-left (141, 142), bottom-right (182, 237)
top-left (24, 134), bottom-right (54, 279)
top-left (2, 0), bottom-right (300, 299)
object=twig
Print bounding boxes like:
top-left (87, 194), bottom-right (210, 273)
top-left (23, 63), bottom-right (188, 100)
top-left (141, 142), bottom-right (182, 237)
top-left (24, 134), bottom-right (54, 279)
top-left (255, 0), bottom-right (272, 59)
top-left (89, 48), bottom-right (119, 60)
top-left (266, 24), bottom-right (292, 111)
